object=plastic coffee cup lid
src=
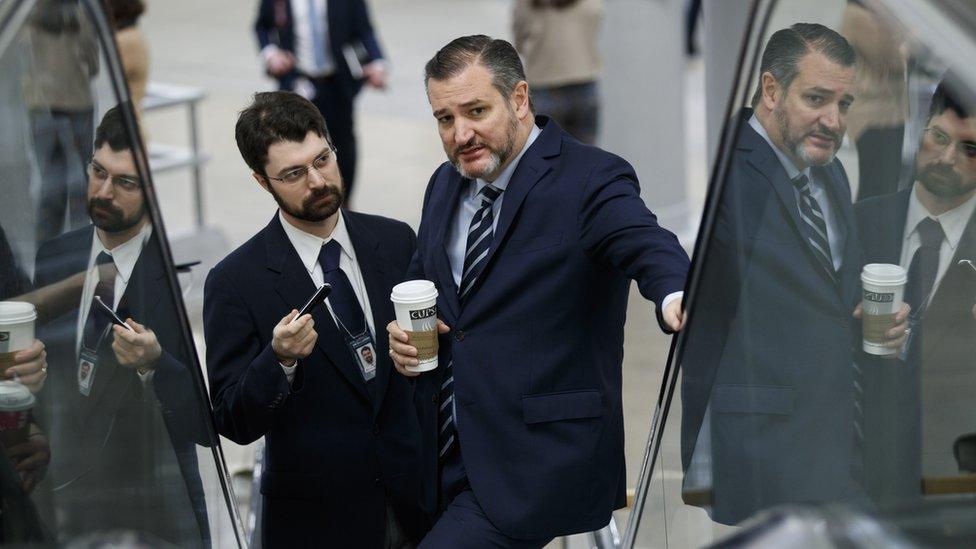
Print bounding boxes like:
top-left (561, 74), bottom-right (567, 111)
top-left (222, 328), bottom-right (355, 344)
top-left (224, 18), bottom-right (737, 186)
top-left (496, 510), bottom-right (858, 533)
top-left (0, 302), bottom-right (37, 324)
top-left (0, 381), bottom-right (34, 411)
top-left (391, 280), bottom-right (437, 303)
top-left (861, 263), bottom-right (907, 285)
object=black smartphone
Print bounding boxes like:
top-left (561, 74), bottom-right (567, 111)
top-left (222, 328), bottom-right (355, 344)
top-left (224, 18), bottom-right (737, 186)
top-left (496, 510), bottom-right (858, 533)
top-left (295, 283), bottom-right (332, 320)
top-left (94, 295), bottom-right (134, 331)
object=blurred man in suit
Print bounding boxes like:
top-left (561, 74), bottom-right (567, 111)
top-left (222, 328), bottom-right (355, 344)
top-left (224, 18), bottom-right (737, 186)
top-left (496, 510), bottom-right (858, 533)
top-left (679, 23), bottom-right (908, 525)
top-left (856, 78), bottom-right (976, 504)
top-left (33, 105), bottom-right (209, 544)
top-left (254, 0), bottom-right (388, 201)
top-left (388, 35), bottom-right (689, 547)
top-left (205, 91), bottom-right (425, 548)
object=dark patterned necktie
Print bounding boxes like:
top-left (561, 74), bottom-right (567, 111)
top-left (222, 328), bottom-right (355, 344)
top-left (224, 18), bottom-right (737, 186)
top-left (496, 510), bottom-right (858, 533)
top-left (318, 239), bottom-right (367, 337)
top-left (904, 217), bottom-right (944, 312)
top-left (81, 252), bottom-right (116, 351)
top-left (439, 184), bottom-right (503, 462)
top-left (792, 174), bottom-right (836, 283)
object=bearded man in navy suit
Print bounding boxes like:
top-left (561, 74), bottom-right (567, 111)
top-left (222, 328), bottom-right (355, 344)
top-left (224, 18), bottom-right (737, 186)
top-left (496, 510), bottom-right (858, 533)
top-left (205, 91), bottom-right (425, 548)
top-left (387, 35), bottom-right (690, 548)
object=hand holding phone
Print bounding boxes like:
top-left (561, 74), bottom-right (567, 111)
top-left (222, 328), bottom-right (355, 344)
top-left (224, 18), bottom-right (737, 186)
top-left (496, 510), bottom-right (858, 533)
top-left (94, 295), bottom-right (134, 332)
top-left (291, 283), bottom-right (332, 323)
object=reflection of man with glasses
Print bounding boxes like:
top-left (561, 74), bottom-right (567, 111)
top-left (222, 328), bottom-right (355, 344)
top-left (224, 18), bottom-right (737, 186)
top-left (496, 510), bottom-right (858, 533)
top-left (857, 78), bottom-right (976, 504)
top-left (32, 106), bottom-right (209, 544)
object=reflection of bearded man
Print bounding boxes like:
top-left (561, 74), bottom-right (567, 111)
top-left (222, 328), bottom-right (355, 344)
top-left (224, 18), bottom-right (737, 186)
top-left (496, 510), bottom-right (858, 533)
top-left (916, 160), bottom-right (976, 199)
top-left (774, 104), bottom-right (842, 167)
top-left (87, 196), bottom-right (145, 233)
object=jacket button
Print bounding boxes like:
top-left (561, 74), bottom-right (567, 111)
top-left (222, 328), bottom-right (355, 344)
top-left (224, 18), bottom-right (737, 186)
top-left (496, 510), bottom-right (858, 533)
top-left (455, 330), bottom-right (465, 342)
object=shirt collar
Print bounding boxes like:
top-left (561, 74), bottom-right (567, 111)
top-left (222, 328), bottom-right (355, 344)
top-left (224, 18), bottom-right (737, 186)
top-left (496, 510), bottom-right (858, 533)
top-left (92, 223), bottom-right (152, 285)
top-left (471, 123), bottom-right (543, 197)
top-left (748, 114), bottom-right (810, 182)
top-left (278, 210), bottom-right (356, 273)
top-left (906, 184), bottom-right (976, 252)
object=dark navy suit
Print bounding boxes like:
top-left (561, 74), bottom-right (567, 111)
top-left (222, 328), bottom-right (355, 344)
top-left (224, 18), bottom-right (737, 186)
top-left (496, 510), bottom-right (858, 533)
top-left (680, 110), bottom-right (863, 525)
top-left (856, 188), bottom-right (976, 506)
top-left (33, 227), bottom-right (210, 544)
top-left (409, 116), bottom-right (690, 541)
top-left (254, 0), bottom-right (385, 193)
top-left (204, 211), bottom-right (425, 548)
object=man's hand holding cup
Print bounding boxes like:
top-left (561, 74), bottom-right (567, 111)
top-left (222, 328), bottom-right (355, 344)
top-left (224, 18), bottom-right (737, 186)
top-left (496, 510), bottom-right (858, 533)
top-left (853, 301), bottom-right (911, 350)
top-left (273, 309), bottom-right (317, 367)
top-left (388, 319), bottom-right (450, 377)
top-left (5, 340), bottom-right (47, 394)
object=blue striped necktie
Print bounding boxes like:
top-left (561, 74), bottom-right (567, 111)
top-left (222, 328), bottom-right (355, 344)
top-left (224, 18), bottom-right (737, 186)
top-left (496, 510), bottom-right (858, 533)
top-left (791, 174), bottom-right (836, 283)
top-left (439, 183), bottom-right (503, 461)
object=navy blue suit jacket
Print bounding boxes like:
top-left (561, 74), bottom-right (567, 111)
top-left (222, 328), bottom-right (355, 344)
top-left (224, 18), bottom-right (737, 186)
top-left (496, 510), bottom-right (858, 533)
top-left (856, 188), bottom-right (976, 505)
top-left (204, 211), bottom-right (425, 547)
top-left (409, 116), bottom-right (690, 539)
top-left (680, 111), bottom-right (863, 524)
top-left (33, 227), bottom-right (210, 544)
top-left (254, 0), bottom-right (384, 99)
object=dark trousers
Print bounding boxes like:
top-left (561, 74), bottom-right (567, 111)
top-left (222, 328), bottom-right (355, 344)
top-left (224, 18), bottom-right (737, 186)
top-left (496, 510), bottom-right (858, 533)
top-left (31, 109), bottom-right (94, 244)
top-left (532, 81), bottom-right (599, 145)
top-left (855, 125), bottom-right (905, 202)
top-left (311, 78), bottom-right (358, 201)
top-left (419, 449), bottom-right (552, 549)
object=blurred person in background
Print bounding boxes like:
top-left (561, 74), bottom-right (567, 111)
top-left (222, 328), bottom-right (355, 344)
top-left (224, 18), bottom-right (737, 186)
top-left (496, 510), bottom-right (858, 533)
top-left (32, 106), bottom-right (209, 545)
top-left (857, 77), bottom-right (976, 505)
top-left (512, 0), bottom-right (603, 144)
top-left (106, 0), bottom-right (149, 109)
top-left (23, 0), bottom-right (99, 245)
top-left (254, 0), bottom-right (389, 204)
top-left (841, 0), bottom-right (908, 201)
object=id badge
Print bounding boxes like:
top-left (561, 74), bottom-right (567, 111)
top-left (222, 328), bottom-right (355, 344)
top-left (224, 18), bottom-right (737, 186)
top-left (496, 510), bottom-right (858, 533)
top-left (346, 330), bottom-right (376, 382)
top-left (78, 346), bottom-right (97, 397)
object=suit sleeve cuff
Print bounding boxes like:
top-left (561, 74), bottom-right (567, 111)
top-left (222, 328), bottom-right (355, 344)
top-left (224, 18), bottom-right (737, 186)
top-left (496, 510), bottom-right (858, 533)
top-left (662, 291), bottom-right (683, 312)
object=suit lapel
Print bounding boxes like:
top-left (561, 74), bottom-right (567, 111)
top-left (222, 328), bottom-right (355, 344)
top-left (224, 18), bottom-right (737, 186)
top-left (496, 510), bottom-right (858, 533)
top-left (741, 122), bottom-right (841, 293)
top-left (921, 210), bottom-right (976, 361)
top-left (431, 173), bottom-right (468, 321)
top-left (344, 212), bottom-right (395, 416)
top-left (266, 217), bottom-right (371, 403)
top-left (460, 117), bottom-right (556, 304)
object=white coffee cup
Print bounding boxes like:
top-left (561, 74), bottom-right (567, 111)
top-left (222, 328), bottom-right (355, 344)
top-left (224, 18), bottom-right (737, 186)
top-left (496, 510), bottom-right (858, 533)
top-left (0, 302), bottom-right (37, 375)
top-left (0, 380), bottom-right (34, 448)
top-left (391, 280), bottom-right (439, 372)
top-left (861, 264), bottom-right (907, 356)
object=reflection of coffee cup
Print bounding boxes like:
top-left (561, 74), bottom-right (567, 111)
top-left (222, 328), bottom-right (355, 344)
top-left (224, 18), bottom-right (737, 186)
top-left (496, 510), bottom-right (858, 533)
top-left (0, 302), bottom-right (37, 375)
top-left (861, 264), bottom-right (907, 356)
top-left (0, 381), bottom-right (34, 449)
top-left (391, 280), bottom-right (439, 373)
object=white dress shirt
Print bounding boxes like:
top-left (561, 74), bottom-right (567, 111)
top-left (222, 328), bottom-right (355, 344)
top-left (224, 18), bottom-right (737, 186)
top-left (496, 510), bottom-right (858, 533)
top-left (899, 186), bottom-right (976, 307)
top-left (749, 115), bottom-right (847, 270)
top-left (277, 211), bottom-right (376, 381)
top-left (289, 0), bottom-right (334, 77)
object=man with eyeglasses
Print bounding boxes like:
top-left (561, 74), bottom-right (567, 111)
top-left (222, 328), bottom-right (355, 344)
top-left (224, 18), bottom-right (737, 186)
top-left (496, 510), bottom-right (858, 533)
top-left (204, 91), bottom-right (426, 548)
top-left (31, 105), bottom-right (210, 543)
top-left (856, 77), bottom-right (976, 505)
